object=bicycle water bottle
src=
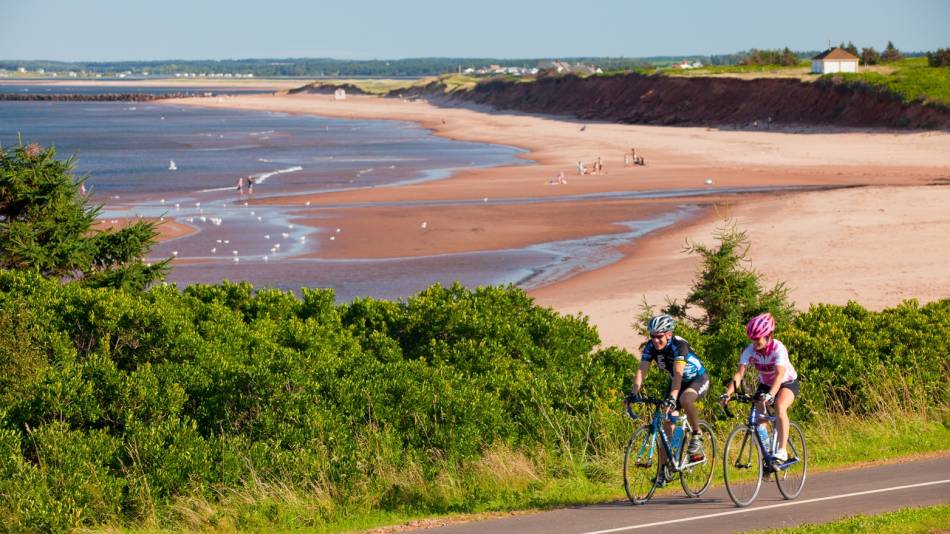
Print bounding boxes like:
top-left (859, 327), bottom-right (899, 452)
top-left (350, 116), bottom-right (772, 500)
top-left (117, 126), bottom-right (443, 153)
top-left (671, 414), bottom-right (686, 457)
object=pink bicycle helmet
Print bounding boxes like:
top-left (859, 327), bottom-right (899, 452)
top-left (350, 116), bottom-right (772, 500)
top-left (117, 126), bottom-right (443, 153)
top-left (746, 312), bottom-right (776, 340)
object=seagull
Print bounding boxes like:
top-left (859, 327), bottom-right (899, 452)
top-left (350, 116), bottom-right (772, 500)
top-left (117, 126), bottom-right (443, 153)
top-left (171, 251), bottom-right (178, 256)
top-left (160, 199), bottom-right (166, 204)
top-left (329, 236), bottom-right (335, 241)
top-left (250, 211), bottom-right (255, 216)
top-left (232, 250), bottom-right (238, 255)
top-left (257, 216), bottom-right (262, 221)
top-left (233, 257), bottom-right (239, 263)
top-left (210, 248), bottom-right (216, 254)
top-left (223, 240), bottom-right (230, 244)
top-left (263, 255), bottom-right (269, 261)
top-left (216, 239), bottom-right (222, 243)
top-left (264, 235), bottom-right (270, 240)
top-left (281, 232), bottom-right (290, 239)
top-left (335, 228), bottom-right (341, 233)
top-left (305, 201), bottom-right (311, 206)
top-left (288, 224), bottom-right (294, 230)
top-left (421, 221), bottom-right (427, 229)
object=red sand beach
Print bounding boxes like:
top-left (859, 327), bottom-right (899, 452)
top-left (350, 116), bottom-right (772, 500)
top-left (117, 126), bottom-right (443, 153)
top-left (162, 92), bottom-right (950, 351)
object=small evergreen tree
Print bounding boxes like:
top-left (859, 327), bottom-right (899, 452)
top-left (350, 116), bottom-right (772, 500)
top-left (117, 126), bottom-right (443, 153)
top-left (650, 221), bottom-right (795, 335)
top-left (0, 142), bottom-right (168, 290)
top-left (881, 41), bottom-right (903, 62)
top-left (861, 47), bottom-right (881, 65)
top-left (843, 41), bottom-right (859, 57)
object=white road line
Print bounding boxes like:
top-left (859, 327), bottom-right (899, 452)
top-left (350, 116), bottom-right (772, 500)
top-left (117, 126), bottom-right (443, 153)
top-left (580, 479), bottom-right (950, 534)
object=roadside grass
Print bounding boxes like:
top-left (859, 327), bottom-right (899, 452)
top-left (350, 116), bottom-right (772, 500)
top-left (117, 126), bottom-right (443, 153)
top-left (752, 502), bottom-right (950, 533)
top-left (102, 408), bottom-right (949, 533)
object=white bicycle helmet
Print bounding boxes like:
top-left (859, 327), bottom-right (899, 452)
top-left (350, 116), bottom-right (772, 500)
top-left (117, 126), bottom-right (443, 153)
top-left (647, 314), bottom-right (675, 335)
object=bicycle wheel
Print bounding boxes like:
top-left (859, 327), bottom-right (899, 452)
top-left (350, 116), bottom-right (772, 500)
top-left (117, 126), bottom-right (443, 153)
top-left (775, 421), bottom-right (807, 499)
top-left (680, 421), bottom-right (716, 497)
top-left (623, 425), bottom-right (660, 504)
top-left (723, 425), bottom-right (763, 507)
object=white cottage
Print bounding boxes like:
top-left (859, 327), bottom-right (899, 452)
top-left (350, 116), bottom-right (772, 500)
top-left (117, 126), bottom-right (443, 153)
top-left (811, 47), bottom-right (860, 74)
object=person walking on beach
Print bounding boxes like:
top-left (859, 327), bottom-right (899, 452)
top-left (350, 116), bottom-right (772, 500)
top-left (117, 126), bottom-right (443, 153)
top-left (246, 175), bottom-right (255, 196)
top-left (577, 161), bottom-right (586, 175)
top-left (236, 176), bottom-right (244, 196)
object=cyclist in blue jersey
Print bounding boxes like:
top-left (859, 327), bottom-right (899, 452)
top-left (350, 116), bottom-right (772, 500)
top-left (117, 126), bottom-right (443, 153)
top-left (627, 314), bottom-right (710, 478)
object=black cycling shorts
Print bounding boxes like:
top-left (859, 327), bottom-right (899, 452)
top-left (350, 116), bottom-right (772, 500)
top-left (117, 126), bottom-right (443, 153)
top-left (756, 378), bottom-right (800, 399)
top-left (665, 373), bottom-right (710, 410)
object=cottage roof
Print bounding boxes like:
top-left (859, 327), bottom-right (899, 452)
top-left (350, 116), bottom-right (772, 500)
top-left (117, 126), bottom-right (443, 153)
top-left (812, 47), bottom-right (859, 61)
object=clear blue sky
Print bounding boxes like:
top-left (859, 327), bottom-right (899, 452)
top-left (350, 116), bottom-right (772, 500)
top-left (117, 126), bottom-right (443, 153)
top-left (2, 0), bottom-right (947, 61)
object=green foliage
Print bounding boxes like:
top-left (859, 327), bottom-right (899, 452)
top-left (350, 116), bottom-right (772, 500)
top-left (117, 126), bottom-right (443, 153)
top-left (0, 143), bottom-right (168, 290)
top-left (739, 47), bottom-right (800, 67)
top-left (0, 273), bottom-right (630, 532)
top-left (0, 218), bottom-right (947, 531)
top-left (861, 46), bottom-right (881, 66)
top-left (928, 48), bottom-right (950, 67)
top-left (839, 41), bottom-right (859, 57)
top-left (662, 221), bottom-right (794, 336)
top-left (881, 40), bottom-right (904, 62)
top-left (822, 57), bottom-right (950, 106)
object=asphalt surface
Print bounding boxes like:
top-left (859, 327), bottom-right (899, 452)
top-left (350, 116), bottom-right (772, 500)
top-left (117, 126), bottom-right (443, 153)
top-left (425, 454), bottom-right (950, 533)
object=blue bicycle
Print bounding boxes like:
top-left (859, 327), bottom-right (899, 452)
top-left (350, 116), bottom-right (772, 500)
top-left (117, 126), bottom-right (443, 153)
top-left (623, 396), bottom-right (717, 504)
top-left (721, 390), bottom-right (807, 507)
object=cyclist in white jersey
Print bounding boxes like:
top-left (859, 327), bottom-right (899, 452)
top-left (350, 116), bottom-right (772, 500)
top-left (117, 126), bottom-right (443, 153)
top-left (720, 312), bottom-right (799, 466)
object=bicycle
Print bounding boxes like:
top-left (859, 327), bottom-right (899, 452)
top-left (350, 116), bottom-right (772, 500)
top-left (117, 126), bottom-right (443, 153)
top-left (721, 390), bottom-right (807, 507)
top-left (622, 396), bottom-right (717, 504)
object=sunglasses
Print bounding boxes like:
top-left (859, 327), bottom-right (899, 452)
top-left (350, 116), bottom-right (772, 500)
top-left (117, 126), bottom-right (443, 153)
top-left (650, 333), bottom-right (667, 340)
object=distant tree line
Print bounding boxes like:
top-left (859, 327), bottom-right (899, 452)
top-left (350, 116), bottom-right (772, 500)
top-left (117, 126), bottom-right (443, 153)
top-left (850, 40), bottom-right (905, 65)
top-left (928, 48), bottom-right (950, 67)
top-left (0, 47), bottom-right (936, 77)
top-left (737, 47), bottom-right (801, 66)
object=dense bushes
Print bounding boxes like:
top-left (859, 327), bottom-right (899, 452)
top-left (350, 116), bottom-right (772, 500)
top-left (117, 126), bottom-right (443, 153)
top-left (0, 223), bottom-right (947, 531)
top-left (0, 271), bottom-right (630, 531)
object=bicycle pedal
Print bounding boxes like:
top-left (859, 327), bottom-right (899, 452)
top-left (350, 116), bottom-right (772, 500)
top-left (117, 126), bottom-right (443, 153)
top-left (689, 453), bottom-right (704, 462)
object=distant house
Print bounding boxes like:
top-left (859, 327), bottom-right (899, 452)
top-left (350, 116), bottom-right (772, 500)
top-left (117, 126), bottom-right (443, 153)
top-left (334, 88), bottom-right (346, 100)
top-left (811, 47), bottom-right (859, 74)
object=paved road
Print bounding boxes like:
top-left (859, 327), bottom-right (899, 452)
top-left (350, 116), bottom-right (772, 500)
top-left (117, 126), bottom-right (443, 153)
top-left (426, 455), bottom-right (950, 533)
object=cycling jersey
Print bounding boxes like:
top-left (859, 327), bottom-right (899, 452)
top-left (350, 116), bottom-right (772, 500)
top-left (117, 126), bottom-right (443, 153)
top-left (641, 335), bottom-right (706, 381)
top-left (739, 339), bottom-right (798, 385)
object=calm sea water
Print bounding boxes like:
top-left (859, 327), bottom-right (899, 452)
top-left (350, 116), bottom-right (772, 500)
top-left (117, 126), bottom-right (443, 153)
top-left (0, 100), bottom-right (525, 199)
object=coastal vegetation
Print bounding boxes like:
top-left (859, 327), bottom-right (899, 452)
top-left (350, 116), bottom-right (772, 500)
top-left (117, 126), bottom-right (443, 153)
top-left (822, 57), bottom-right (950, 107)
top-left (0, 144), bottom-right (166, 290)
top-left (0, 150), bottom-right (948, 532)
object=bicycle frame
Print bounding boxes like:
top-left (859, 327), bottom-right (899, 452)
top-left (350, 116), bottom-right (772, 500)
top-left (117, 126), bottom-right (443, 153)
top-left (737, 397), bottom-right (800, 472)
top-left (629, 401), bottom-right (707, 473)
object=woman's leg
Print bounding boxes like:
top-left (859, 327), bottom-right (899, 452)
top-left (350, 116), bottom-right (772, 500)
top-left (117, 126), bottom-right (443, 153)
top-left (774, 387), bottom-right (795, 454)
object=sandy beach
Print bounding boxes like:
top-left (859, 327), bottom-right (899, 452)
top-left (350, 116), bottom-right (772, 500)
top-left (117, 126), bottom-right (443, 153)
top-left (164, 92), bottom-right (950, 351)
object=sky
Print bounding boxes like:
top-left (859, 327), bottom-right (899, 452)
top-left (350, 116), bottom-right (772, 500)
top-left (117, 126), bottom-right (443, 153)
top-left (2, 0), bottom-right (948, 61)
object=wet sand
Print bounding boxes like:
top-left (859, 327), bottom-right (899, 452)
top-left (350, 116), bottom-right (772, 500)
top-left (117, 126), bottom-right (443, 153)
top-left (162, 93), bottom-right (950, 351)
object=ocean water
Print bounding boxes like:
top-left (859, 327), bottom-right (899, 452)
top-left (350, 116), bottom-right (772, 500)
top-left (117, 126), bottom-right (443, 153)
top-left (0, 100), bottom-right (525, 199)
